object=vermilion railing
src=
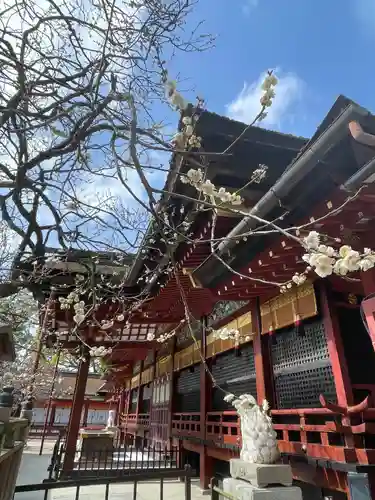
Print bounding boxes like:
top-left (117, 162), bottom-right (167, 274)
top-left (121, 402), bottom-right (375, 466)
top-left (206, 411), bottom-right (240, 447)
top-left (121, 413), bottom-right (150, 429)
top-left (196, 405), bottom-right (375, 465)
top-left (171, 413), bottom-right (202, 438)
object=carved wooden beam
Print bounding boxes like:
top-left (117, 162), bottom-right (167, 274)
top-left (319, 393), bottom-right (369, 415)
top-left (349, 121), bottom-right (375, 148)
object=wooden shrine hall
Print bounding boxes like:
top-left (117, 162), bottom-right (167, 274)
top-left (34, 95), bottom-right (375, 499)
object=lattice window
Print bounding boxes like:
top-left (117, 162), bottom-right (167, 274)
top-left (175, 366), bottom-right (201, 412)
top-left (272, 320), bottom-right (329, 373)
top-left (272, 319), bottom-right (336, 409)
top-left (211, 345), bottom-right (257, 410)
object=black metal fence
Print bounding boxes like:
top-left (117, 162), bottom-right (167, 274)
top-left (15, 466), bottom-right (193, 500)
top-left (48, 434), bottom-right (181, 480)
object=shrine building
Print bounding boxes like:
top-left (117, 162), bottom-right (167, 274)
top-left (33, 95), bottom-right (375, 499)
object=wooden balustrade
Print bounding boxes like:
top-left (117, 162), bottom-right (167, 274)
top-left (206, 411), bottom-right (240, 447)
top-left (171, 413), bottom-right (202, 438)
top-left (121, 413), bottom-right (150, 431)
top-left (173, 407), bottom-right (375, 465)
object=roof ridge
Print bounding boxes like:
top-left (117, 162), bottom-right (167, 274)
top-left (200, 108), bottom-right (309, 142)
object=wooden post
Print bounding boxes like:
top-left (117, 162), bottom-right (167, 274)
top-left (135, 362), bottom-right (143, 420)
top-left (199, 316), bottom-right (213, 490)
top-left (82, 400), bottom-right (89, 427)
top-left (320, 282), bottom-right (353, 406)
top-left (168, 338), bottom-right (176, 443)
top-left (359, 269), bottom-right (375, 497)
top-left (62, 351), bottom-right (90, 475)
top-left (149, 353), bottom-right (157, 445)
top-left (49, 404), bottom-right (56, 426)
top-left (118, 389), bottom-right (125, 425)
top-left (251, 298), bottom-right (275, 406)
top-left (361, 269), bottom-right (375, 349)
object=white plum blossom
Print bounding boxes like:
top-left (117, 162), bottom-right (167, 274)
top-left (251, 164), bottom-right (268, 184)
top-left (292, 273), bottom-right (307, 286)
top-left (312, 254), bottom-right (335, 278)
top-left (89, 346), bottom-right (113, 357)
top-left (181, 168), bottom-right (244, 206)
top-left (188, 135), bottom-right (202, 148)
top-left (73, 313), bottom-right (85, 325)
top-left (261, 73), bottom-right (278, 91)
top-left (156, 329), bottom-right (176, 343)
top-left (214, 328), bottom-right (240, 341)
top-left (200, 180), bottom-right (216, 196)
top-left (303, 231), bottom-right (320, 250)
top-left (259, 72), bottom-right (278, 108)
top-left (360, 257), bottom-right (375, 272)
top-left (300, 232), bottom-right (375, 281)
top-left (213, 328), bottom-right (252, 344)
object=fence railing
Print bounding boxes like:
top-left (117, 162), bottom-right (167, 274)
top-left (121, 413), bottom-right (151, 429)
top-left (206, 411), bottom-right (240, 447)
top-left (29, 423), bottom-right (67, 438)
top-left (50, 436), bottom-right (181, 480)
top-left (15, 465), bottom-right (193, 500)
top-left (172, 413), bottom-right (202, 438)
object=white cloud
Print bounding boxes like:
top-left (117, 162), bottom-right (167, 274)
top-left (226, 70), bottom-right (304, 130)
top-left (243, 0), bottom-right (259, 15)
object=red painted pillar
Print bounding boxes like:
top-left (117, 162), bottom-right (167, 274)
top-left (251, 298), bottom-right (275, 407)
top-left (199, 316), bottom-right (213, 491)
top-left (361, 269), bottom-right (375, 349)
top-left (320, 282), bottom-right (353, 407)
top-left (118, 390), bottom-right (125, 425)
top-left (62, 353), bottom-right (90, 475)
top-left (82, 400), bottom-right (89, 427)
top-left (49, 404), bottom-right (56, 426)
top-left (149, 356), bottom-right (156, 444)
top-left (135, 362), bottom-right (143, 420)
top-left (168, 339), bottom-right (176, 443)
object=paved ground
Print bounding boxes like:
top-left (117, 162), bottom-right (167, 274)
top-left (14, 439), bottom-right (208, 500)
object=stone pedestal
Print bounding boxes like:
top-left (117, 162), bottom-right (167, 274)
top-left (222, 460), bottom-right (302, 500)
top-left (77, 429), bottom-right (115, 465)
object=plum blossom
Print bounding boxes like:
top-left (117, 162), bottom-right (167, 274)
top-left (181, 168), bottom-right (244, 206)
top-left (292, 273), bottom-right (307, 286)
top-left (200, 180), bottom-right (215, 196)
top-left (89, 346), bottom-right (112, 357)
top-left (214, 327), bottom-right (240, 341)
top-left (260, 72), bottom-right (278, 108)
top-left (73, 313), bottom-right (85, 325)
top-left (303, 231), bottom-right (320, 250)
top-left (300, 232), bottom-right (375, 281)
top-left (156, 329), bottom-right (176, 343)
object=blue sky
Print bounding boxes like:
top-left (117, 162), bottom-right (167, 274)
top-left (164, 0), bottom-right (375, 139)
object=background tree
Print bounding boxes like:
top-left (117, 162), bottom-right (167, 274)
top-left (0, 0), bottom-right (212, 299)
